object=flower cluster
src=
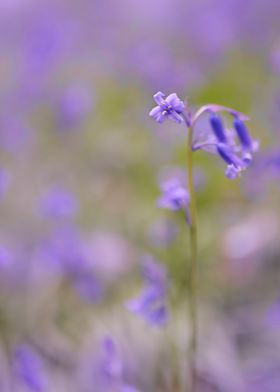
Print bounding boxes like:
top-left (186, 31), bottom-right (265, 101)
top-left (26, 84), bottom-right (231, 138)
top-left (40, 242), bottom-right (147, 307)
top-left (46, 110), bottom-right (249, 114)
top-left (149, 92), bottom-right (259, 179)
top-left (202, 111), bottom-right (259, 179)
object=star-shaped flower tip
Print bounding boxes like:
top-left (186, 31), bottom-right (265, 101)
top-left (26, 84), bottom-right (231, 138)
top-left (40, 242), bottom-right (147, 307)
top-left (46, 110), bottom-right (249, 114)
top-left (149, 91), bottom-right (185, 124)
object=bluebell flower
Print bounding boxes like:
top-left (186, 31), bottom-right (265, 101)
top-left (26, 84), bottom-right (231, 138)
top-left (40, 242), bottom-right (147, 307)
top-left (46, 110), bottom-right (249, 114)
top-left (13, 344), bottom-right (47, 392)
top-left (127, 255), bottom-right (168, 326)
top-left (216, 142), bottom-right (251, 180)
top-left (150, 93), bottom-right (259, 179)
top-left (193, 108), bottom-right (259, 179)
top-left (149, 91), bottom-right (185, 124)
top-left (233, 117), bottom-right (259, 154)
top-left (157, 177), bottom-right (189, 211)
top-left (209, 112), bottom-right (227, 143)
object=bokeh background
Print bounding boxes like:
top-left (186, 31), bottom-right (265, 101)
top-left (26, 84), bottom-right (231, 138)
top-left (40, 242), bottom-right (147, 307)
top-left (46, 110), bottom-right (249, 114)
top-left (0, 0), bottom-right (280, 391)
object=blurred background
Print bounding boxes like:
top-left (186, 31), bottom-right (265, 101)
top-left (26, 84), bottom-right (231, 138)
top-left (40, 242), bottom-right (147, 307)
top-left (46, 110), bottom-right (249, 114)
top-left (0, 0), bottom-right (280, 391)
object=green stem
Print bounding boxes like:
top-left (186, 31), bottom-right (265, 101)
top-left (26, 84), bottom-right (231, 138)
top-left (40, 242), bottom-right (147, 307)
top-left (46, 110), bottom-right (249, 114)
top-left (186, 123), bottom-right (198, 392)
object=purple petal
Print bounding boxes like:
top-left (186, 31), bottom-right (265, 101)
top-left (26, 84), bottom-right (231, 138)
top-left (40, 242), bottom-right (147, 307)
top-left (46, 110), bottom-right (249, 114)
top-left (149, 106), bottom-right (165, 123)
top-left (145, 305), bottom-right (168, 326)
top-left (165, 93), bottom-right (185, 112)
top-left (157, 195), bottom-right (180, 211)
top-left (167, 111), bottom-right (183, 123)
top-left (142, 257), bottom-right (167, 285)
top-left (225, 164), bottom-right (240, 179)
top-left (13, 345), bottom-right (47, 392)
top-left (153, 91), bottom-right (165, 105)
top-left (242, 152), bottom-right (253, 167)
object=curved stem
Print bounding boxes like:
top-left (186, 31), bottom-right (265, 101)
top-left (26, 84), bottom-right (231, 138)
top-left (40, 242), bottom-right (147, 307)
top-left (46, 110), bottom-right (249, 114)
top-left (184, 116), bottom-right (198, 392)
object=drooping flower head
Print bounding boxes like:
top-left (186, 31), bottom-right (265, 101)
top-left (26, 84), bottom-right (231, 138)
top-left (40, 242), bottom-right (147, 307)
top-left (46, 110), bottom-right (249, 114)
top-left (149, 92), bottom-right (259, 180)
top-left (206, 109), bottom-right (259, 179)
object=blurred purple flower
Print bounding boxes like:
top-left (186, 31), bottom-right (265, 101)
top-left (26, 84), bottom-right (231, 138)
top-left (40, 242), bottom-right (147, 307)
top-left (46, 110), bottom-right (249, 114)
top-left (55, 86), bottom-right (93, 131)
top-left (149, 91), bottom-right (185, 124)
top-left (39, 227), bottom-right (102, 302)
top-left (127, 255), bottom-right (168, 326)
top-left (13, 344), bottom-right (47, 392)
top-left (157, 177), bottom-right (189, 211)
top-left (39, 186), bottom-right (78, 219)
top-left (73, 270), bottom-right (102, 303)
top-left (244, 148), bottom-right (280, 197)
top-left (97, 336), bottom-right (138, 392)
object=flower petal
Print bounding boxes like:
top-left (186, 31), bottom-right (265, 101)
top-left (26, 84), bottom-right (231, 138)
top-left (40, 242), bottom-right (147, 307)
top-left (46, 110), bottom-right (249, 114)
top-left (225, 164), bottom-right (240, 179)
top-left (165, 93), bottom-right (185, 112)
top-left (153, 91), bottom-right (165, 105)
top-left (167, 111), bottom-right (183, 123)
top-left (149, 106), bottom-right (165, 123)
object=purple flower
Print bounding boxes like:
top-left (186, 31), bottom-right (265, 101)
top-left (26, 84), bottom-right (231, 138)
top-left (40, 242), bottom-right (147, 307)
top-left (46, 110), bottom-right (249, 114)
top-left (245, 147), bottom-right (280, 196)
top-left (13, 344), bottom-right (47, 392)
top-left (127, 255), bottom-right (168, 326)
top-left (39, 227), bottom-right (102, 303)
top-left (193, 108), bottom-right (259, 179)
top-left (149, 91), bottom-right (185, 124)
top-left (157, 177), bottom-right (189, 211)
top-left (39, 186), bottom-right (78, 219)
top-left (216, 142), bottom-right (251, 180)
top-left (99, 337), bottom-right (122, 383)
top-left (73, 269), bottom-right (102, 303)
top-left (149, 92), bottom-right (259, 180)
top-left (98, 336), bottom-right (138, 392)
top-left (209, 112), bottom-right (227, 143)
top-left (233, 117), bottom-right (259, 154)
top-left (55, 86), bottom-right (93, 130)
